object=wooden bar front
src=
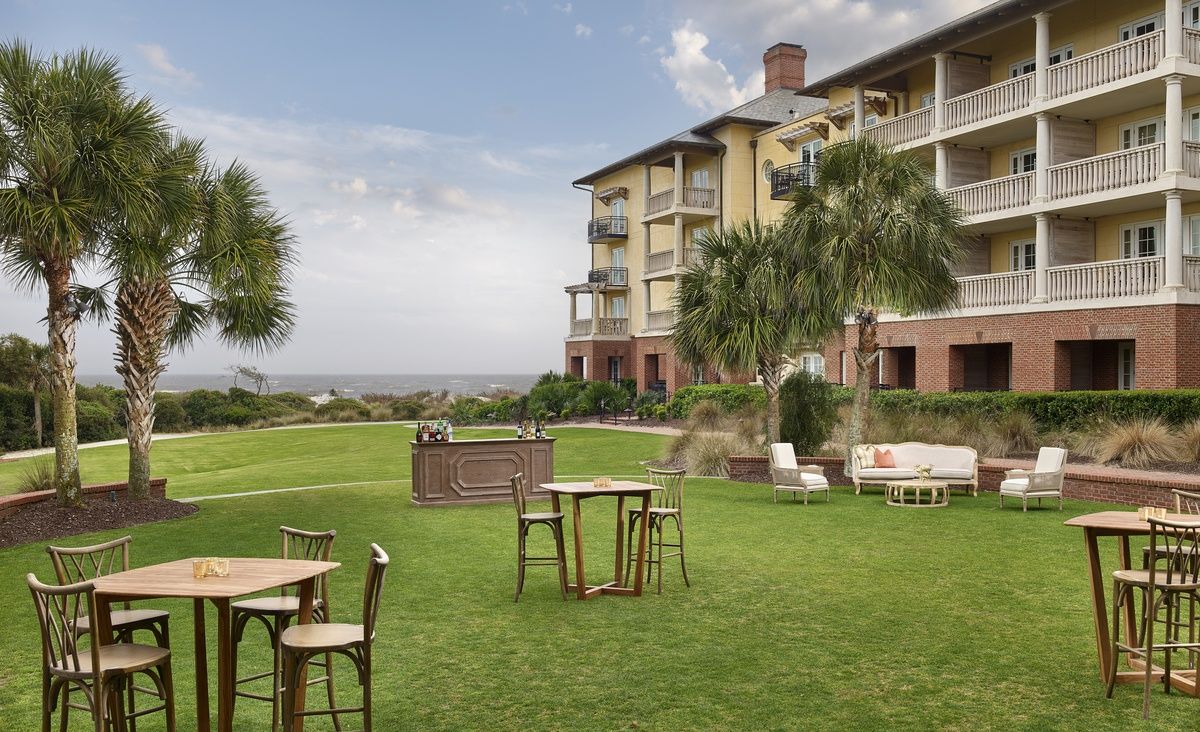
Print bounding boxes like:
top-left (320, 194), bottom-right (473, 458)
top-left (411, 437), bottom-right (555, 506)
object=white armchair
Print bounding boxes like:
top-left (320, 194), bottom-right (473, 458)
top-left (768, 443), bottom-right (830, 504)
top-left (999, 447), bottom-right (1067, 511)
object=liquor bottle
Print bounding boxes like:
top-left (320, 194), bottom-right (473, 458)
top-left (446, 420), bottom-right (454, 441)
top-left (517, 421), bottom-right (524, 439)
top-left (436, 424), bottom-right (444, 441)
top-left (535, 420), bottom-right (542, 438)
top-left (415, 424), bottom-right (422, 443)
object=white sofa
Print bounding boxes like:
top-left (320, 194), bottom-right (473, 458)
top-left (851, 442), bottom-right (978, 496)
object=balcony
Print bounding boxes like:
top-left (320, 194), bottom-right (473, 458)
top-left (586, 267), bottom-right (628, 289)
top-left (861, 107), bottom-right (932, 148)
top-left (1048, 257), bottom-right (1163, 302)
top-left (642, 187), bottom-right (717, 224)
top-left (1047, 31), bottom-right (1162, 100)
top-left (644, 247), bottom-right (701, 278)
top-left (587, 216), bottom-right (628, 243)
top-left (947, 173), bottom-right (1033, 217)
top-left (568, 317), bottom-right (629, 338)
top-left (770, 162), bottom-right (818, 200)
top-left (945, 74), bottom-right (1032, 131)
top-left (957, 271), bottom-right (1034, 308)
top-left (1048, 144), bottom-right (1163, 200)
top-left (645, 309), bottom-right (676, 332)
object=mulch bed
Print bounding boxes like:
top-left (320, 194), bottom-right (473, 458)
top-left (0, 495), bottom-right (197, 549)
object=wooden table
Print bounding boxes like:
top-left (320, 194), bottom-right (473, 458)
top-left (541, 481), bottom-right (660, 600)
top-left (885, 479), bottom-right (949, 507)
top-left (93, 557), bottom-right (340, 732)
top-left (1064, 511), bottom-right (1198, 695)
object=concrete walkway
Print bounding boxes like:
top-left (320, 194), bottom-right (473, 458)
top-left (567, 420), bottom-right (683, 437)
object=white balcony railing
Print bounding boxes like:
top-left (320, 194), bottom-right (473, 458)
top-left (957, 271), bottom-right (1034, 308)
top-left (1187, 256), bottom-right (1200, 292)
top-left (596, 318), bottom-right (628, 336)
top-left (570, 318), bottom-right (592, 336)
top-left (1049, 30), bottom-right (1162, 98)
top-left (862, 107), bottom-right (933, 147)
top-left (1047, 257), bottom-right (1163, 302)
top-left (947, 172), bottom-right (1033, 216)
top-left (646, 189), bottom-right (674, 216)
top-left (682, 186), bottom-right (716, 208)
top-left (1048, 143), bottom-right (1162, 199)
top-left (646, 309), bottom-right (675, 331)
top-left (944, 74), bottom-right (1031, 130)
top-left (1187, 28), bottom-right (1200, 63)
top-left (683, 246), bottom-right (702, 267)
top-left (1186, 141), bottom-right (1200, 178)
top-left (646, 249), bottom-right (675, 273)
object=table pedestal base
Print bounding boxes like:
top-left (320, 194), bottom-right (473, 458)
top-left (567, 581), bottom-right (639, 599)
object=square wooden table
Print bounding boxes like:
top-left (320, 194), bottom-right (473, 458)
top-left (1064, 511), bottom-right (1199, 695)
top-left (92, 557), bottom-right (340, 732)
top-left (541, 481), bottom-right (661, 600)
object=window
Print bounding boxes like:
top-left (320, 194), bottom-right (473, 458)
top-left (1187, 107), bottom-right (1200, 141)
top-left (691, 226), bottom-right (710, 246)
top-left (762, 159), bottom-right (775, 183)
top-left (691, 364), bottom-right (706, 385)
top-left (611, 198), bottom-right (625, 218)
top-left (611, 246), bottom-right (624, 270)
top-left (1118, 342), bottom-right (1135, 390)
top-left (798, 138), bottom-right (822, 163)
top-left (1009, 148), bottom-right (1037, 174)
top-left (799, 353), bottom-right (825, 378)
top-left (919, 92), bottom-right (935, 109)
top-left (1188, 1), bottom-right (1200, 28)
top-left (1010, 239), bottom-right (1036, 271)
top-left (1120, 221), bottom-right (1162, 258)
top-left (608, 356), bottom-right (621, 383)
top-left (1048, 45), bottom-right (1074, 65)
top-left (690, 168), bottom-right (709, 189)
top-left (1120, 13), bottom-right (1165, 41)
top-left (1120, 117), bottom-right (1164, 149)
top-left (1190, 216), bottom-right (1200, 256)
top-left (863, 114), bottom-right (878, 128)
top-left (610, 296), bottom-right (625, 318)
top-left (1008, 46), bottom-right (1074, 78)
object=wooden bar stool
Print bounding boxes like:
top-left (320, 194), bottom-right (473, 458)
top-left (281, 544), bottom-right (389, 731)
top-left (625, 468), bottom-right (690, 594)
top-left (27, 573), bottom-right (176, 732)
top-left (230, 526), bottom-right (338, 731)
top-left (510, 473), bottom-right (569, 601)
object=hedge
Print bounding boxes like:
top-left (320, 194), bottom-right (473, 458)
top-left (668, 384), bottom-right (767, 419)
top-left (779, 372), bottom-right (839, 455)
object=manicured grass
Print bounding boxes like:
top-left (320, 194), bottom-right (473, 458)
top-left (0, 426), bottom-right (1190, 729)
top-left (0, 426), bottom-right (670, 497)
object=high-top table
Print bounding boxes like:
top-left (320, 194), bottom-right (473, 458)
top-left (93, 557), bottom-right (340, 732)
top-left (1064, 511), bottom-right (1199, 695)
top-left (541, 481), bottom-right (660, 600)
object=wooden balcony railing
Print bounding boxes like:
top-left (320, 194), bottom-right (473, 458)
top-left (1049, 30), bottom-right (1162, 98)
top-left (945, 74), bottom-right (1031, 129)
top-left (947, 172), bottom-right (1033, 216)
top-left (957, 271), bottom-right (1034, 308)
top-left (1047, 257), bottom-right (1163, 301)
top-left (587, 216), bottom-right (628, 241)
top-left (861, 107), bottom-right (933, 148)
top-left (1048, 143), bottom-right (1162, 200)
top-left (646, 309), bottom-right (675, 331)
top-left (646, 190), bottom-right (674, 216)
top-left (646, 249), bottom-right (675, 273)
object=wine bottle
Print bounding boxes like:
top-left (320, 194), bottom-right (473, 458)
top-left (415, 424), bottom-right (422, 443)
top-left (516, 421), bottom-right (524, 439)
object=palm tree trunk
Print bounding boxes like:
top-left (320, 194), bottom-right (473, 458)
top-left (844, 316), bottom-right (880, 477)
top-left (46, 257), bottom-right (83, 507)
top-left (30, 380), bottom-right (43, 448)
top-left (759, 362), bottom-right (783, 445)
top-left (115, 279), bottom-right (176, 500)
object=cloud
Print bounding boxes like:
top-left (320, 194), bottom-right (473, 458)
top-left (575, 23), bottom-right (593, 37)
top-left (480, 151), bottom-right (533, 176)
top-left (553, 2), bottom-right (572, 13)
top-left (659, 22), bottom-right (762, 113)
top-left (502, 1), bottom-right (528, 14)
top-left (136, 43), bottom-right (197, 88)
top-left (330, 177), bottom-right (370, 197)
top-left (637, 35), bottom-right (651, 45)
top-left (620, 24), bottom-right (635, 36)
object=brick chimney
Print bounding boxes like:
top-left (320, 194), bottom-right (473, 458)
top-left (763, 43), bottom-right (807, 92)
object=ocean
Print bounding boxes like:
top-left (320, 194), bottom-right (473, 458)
top-left (74, 373), bottom-right (540, 398)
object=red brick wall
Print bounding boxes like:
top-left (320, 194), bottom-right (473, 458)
top-left (763, 44), bottom-right (807, 92)
top-left (0, 478), bottom-right (169, 519)
top-left (564, 340), bottom-right (633, 382)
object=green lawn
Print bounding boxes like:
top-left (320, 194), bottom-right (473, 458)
top-left (0, 426), bottom-right (1191, 729)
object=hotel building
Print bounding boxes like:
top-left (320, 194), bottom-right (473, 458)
top-left (566, 0), bottom-right (1200, 393)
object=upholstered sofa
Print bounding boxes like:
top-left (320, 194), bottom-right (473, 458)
top-left (851, 442), bottom-right (979, 496)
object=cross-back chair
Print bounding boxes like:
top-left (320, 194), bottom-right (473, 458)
top-left (510, 473), bottom-right (568, 601)
top-left (625, 467), bottom-right (690, 594)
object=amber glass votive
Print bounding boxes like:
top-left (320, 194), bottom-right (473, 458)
top-left (192, 559), bottom-right (207, 579)
top-left (213, 558), bottom-right (230, 577)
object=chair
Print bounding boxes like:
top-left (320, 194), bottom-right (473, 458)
top-left (1143, 489), bottom-right (1200, 567)
top-left (28, 572), bottom-right (175, 731)
top-left (510, 473), bottom-right (568, 602)
top-left (281, 544), bottom-right (389, 732)
top-left (624, 468), bottom-right (690, 594)
top-left (768, 443), bottom-right (830, 504)
top-left (999, 447), bottom-right (1067, 511)
top-left (231, 526), bottom-right (338, 732)
top-left (1106, 517), bottom-right (1200, 719)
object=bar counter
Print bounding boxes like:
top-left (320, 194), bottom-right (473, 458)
top-left (410, 437), bottom-right (555, 506)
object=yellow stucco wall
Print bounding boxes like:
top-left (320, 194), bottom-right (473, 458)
top-left (988, 228), bottom-right (1037, 273)
top-left (989, 137), bottom-right (1037, 178)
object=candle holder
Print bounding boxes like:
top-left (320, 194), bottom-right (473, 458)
top-left (592, 477), bottom-right (613, 488)
top-left (192, 559), bottom-right (208, 579)
top-left (914, 464), bottom-right (933, 482)
top-left (1138, 507), bottom-right (1168, 521)
top-left (194, 557), bottom-right (231, 578)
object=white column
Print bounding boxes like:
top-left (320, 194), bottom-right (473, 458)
top-left (642, 222), bottom-right (652, 271)
top-left (643, 164), bottom-right (652, 208)
top-left (933, 53), bottom-right (949, 132)
top-left (1034, 13), bottom-right (1051, 101)
top-left (1032, 213), bottom-right (1050, 302)
top-left (934, 142), bottom-right (948, 189)
top-left (898, 91), bottom-right (910, 116)
top-left (590, 291), bottom-right (599, 334)
top-left (1166, 75), bottom-right (1185, 174)
top-left (643, 281), bottom-right (652, 332)
top-left (673, 151), bottom-right (684, 205)
top-left (673, 213), bottom-right (685, 264)
top-left (1167, 0), bottom-right (1184, 59)
top-left (1035, 112), bottom-right (1052, 201)
top-left (853, 85), bottom-right (865, 139)
top-left (1165, 190), bottom-right (1185, 290)
top-left (569, 292), bottom-right (577, 329)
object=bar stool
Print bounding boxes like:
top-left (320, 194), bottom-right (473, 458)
top-left (1106, 516), bottom-right (1200, 719)
top-left (27, 573), bottom-right (176, 731)
top-left (625, 468), bottom-right (689, 594)
top-left (510, 473), bottom-right (568, 601)
top-left (281, 544), bottom-right (389, 731)
top-left (230, 526), bottom-right (338, 731)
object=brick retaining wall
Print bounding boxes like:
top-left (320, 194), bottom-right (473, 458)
top-left (0, 478), bottom-right (168, 520)
top-left (727, 455), bottom-right (1197, 508)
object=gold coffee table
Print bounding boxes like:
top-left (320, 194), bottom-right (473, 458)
top-left (885, 479), bottom-right (949, 507)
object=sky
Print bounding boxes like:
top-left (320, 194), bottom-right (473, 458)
top-left (1, 0), bottom-right (988, 376)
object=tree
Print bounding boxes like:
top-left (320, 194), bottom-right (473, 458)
top-left (781, 137), bottom-right (969, 475)
top-left (0, 41), bottom-right (170, 506)
top-left (228, 364), bottom-right (271, 395)
top-left (670, 219), bottom-right (830, 444)
top-left (0, 334), bottom-right (50, 446)
top-left (85, 149), bottom-right (296, 499)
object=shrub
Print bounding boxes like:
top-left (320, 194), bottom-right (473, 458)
top-left (76, 401), bottom-right (123, 442)
top-left (686, 400), bottom-right (724, 431)
top-left (315, 398), bottom-right (370, 421)
top-left (634, 390), bottom-right (666, 409)
top-left (1084, 417), bottom-right (1182, 468)
top-left (779, 371), bottom-right (838, 456)
top-left (18, 458), bottom-right (54, 493)
top-left (668, 384), bottom-right (766, 419)
top-left (217, 405), bottom-right (255, 426)
top-left (527, 379), bottom-right (587, 417)
top-left (989, 411), bottom-right (1038, 457)
top-left (667, 430), bottom-right (758, 477)
top-left (391, 399), bottom-right (426, 420)
top-left (153, 393), bottom-right (189, 433)
top-left (575, 381), bottom-right (628, 415)
top-left (1179, 419), bottom-right (1200, 462)
top-left (653, 404), bottom-right (668, 421)
top-left (269, 392), bottom-right (317, 411)
top-left (0, 385), bottom-right (37, 451)
top-left (182, 389), bottom-right (230, 426)
top-left (559, 407), bottom-right (572, 420)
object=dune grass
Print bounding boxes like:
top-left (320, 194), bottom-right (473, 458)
top-left (0, 426), bottom-right (1190, 729)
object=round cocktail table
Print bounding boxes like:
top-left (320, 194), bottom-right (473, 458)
top-left (885, 479), bottom-right (949, 507)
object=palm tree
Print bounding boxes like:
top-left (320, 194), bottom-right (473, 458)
top-left (670, 219), bottom-right (830, 444)
top-left (85, 145), bottom-right (297, 499)
top-left (0, 41), bottom-right (170, 506)
top-left (782, 137), bottom-right (969, 475)
top-left (0, 334), bottom-right (50, 446)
